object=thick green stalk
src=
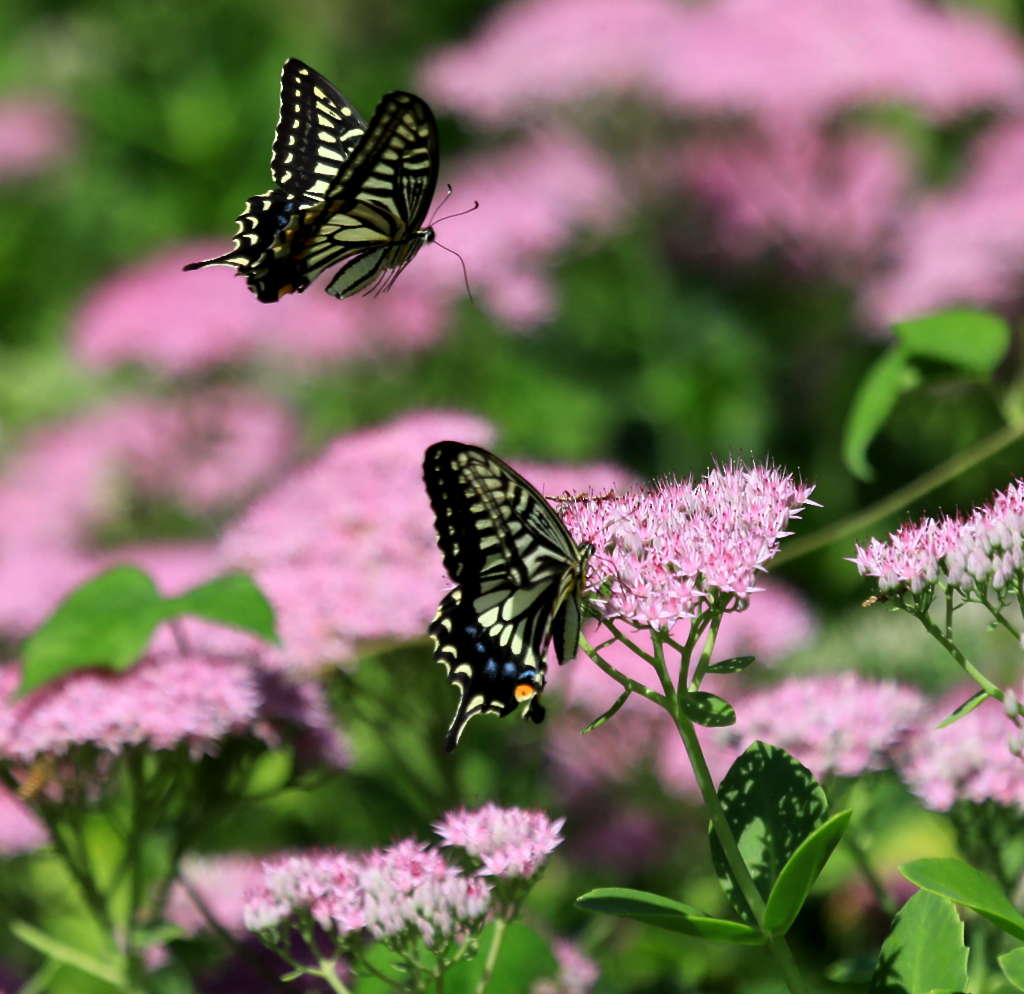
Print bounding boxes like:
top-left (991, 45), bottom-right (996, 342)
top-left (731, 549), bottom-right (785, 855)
top-left (473, 918), bottom-right (507, 994)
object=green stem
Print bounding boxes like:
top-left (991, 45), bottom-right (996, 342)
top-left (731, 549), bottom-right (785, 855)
top-left (773, 420), bottom-right (1024, 566)
top-left (843, 834), bottom-right (897, 917)
top-left (688, 613), bottom-right (723, 692)
top-left (474, 918), bottom-right (507, 994)
top-left (917, 612), bottom-right (1003, 700)
top-left (649, 635), bottom-right (808, 994)
top-left (579, 634), bottom-right (666, 707)
top-left (316, 957), bottom-right (351, 994)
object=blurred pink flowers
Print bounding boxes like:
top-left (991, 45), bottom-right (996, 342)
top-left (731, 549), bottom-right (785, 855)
top-left (420, 0), bottom-right (1024, 126)
top-left (899, 691), bottom-right (1024, 811)
top-left (0, 656), bottom-right (346, 768)
top-left (436, 803), bottom-right (565, 879)
top-left (166, 854), bottom-right (266, 936)
top-left (0, 786), bottom-right (47, 855)
top-left (532, 940), bottom-right (599, 994)
top-left (563, 462), bottom-right (816, 629)
top-left (0, 98), bottom-right (74, 180)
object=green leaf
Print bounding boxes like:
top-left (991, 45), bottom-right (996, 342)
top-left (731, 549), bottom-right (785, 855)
top-left (10, 919), bottom-right (125, 986)
top-left (706, 655), bottom-right (756, 675)
top-left (167, 572), bottom-right (278, 643)
top-left (682, 691), bottom-right (736, 727)
top-left (443, 922), bottom-right (557, 994)
top-left (842, 349), bottom-right (922, 482)
top-left (901, 858), bottom-right (1024, 940)
top-left (19, 566), bottom-right (165, 694)
top-left (582, 688), bottom-right (631, 733)
top-left (892, 309), bottom-right (1010, 375)
top-left (241, 747), bottom-right (294, 797)
top-left (869, 891), bottom-right (967, 994)
top-left (999, 947), bottom-right (1024, 991)
top-left (936, 690), bottom-right (989, 729)
top-left (764, 810), bottom-right (852, 934)
top-left (576, 887), bottom-right (763, 944)
top-left (710, 741), bottom-right (829, 923)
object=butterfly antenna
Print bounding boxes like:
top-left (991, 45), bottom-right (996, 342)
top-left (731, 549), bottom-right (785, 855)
top-left (428, 184), bottom-right (456, 227)
top-left (433, 199), bottom-right (480, 225)
top-left (433, 239), bottom-right (475, 304)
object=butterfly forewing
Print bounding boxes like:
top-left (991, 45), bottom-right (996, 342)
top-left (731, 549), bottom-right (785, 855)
top-left (271, 58), bottom-right (368, 207)
top-left (424, 442), bottom-right (590, 750)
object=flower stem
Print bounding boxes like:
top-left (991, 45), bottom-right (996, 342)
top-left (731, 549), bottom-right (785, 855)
top-left (316, 957), bottom-right (351, 994)
top-left (579, 634), bottom-right (666, 707)
top-left (474, 918), bottom-right (508, 994)
top-left (772, 420), bottom-right (1024, 566)
top-left (917, 612), bottom-right (1003, 700)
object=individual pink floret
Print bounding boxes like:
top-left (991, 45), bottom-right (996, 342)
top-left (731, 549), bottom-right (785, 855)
top-left (435, 803), bottom-right (565, 879)
top-left (563, 462), bottom-right (816, 629)
top-left (900, 690), bottom-right (1024, 811)
top-left (0, 98), bottom-right (74, 180)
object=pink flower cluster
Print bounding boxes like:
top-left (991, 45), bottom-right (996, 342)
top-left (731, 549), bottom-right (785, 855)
top-left (658, 673), bottom-right (928, 792)
top-left (435, 803), bottom-right (565, 879)
top-left (244, 842), bottom-right (491, 949)
top-left (674, 126), bottom-right (911, 277)
top-left (853, 478), bottom-right (1024, 601)
top-left (0, 98), bottom-right (74, 181)
top-left (865, 121), bottom-right (1024, 326)
top-left (532, 940), bottom-right (599, 994)
top-left (563, 462), bottom-right (816, 629)
top-left (899, 691), bottom-right (1024, 811)
top-left (221, 410), bottom-right (631, 672)
top-left (0, 657), bottom-right (347, 767)
top-left (420, 0), bottom-right (1024, 126)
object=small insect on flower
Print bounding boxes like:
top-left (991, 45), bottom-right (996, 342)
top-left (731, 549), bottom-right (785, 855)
top-left (423, 442), bottom-right (593, 750)
top-left (185, 59), bottom-right (452, 302)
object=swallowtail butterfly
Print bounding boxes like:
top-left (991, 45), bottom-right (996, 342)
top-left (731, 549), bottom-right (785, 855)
top-left (185, 58), bottom-right (439, 302)
top-left (424, 442), bottom-right (592, 751)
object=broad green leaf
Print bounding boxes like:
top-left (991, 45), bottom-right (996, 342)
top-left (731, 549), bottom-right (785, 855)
top-left (892, 309), bottom-right (1010, 375)
top-left (999, 947), bottom-right (1024, 991)
top-left (901, 858), bottom-right (1024, 940)
top-left (19, 566), bottom-right (164, 694)
top-left (682, 691), bottom-right (736, 727)
top-left (443, 922), bottom-right (556, 994)
top-left (582, 688), bottom-right (631, 733)
top-left (710, 741), bottom-right (828, 923)
top-left (576, 887), bottom-right (763, 944)
top-left (167, 572), bottom-right (278, 643)
top-left (842, 349), bottom-right (921, 482)
top-left (10, 919), bottom-right (125, 986)
top-left (764, 810), bottom-right (852, 934)
top-left (241, 747), bottom-right (294, 797)
top-left (706, 655), bottom-right (756, 675)
top-left (868, 891), bottom-right (967, 994)
top-left (937, 690), bottom-right (988, 729)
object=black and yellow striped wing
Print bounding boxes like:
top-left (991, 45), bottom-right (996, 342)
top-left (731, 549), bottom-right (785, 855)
top-left (423, 442), bottom-right (591, 751)
top-left (251, 90), bottom-right (439, 302)
top-left (185, 59), bottom-right (368, 279)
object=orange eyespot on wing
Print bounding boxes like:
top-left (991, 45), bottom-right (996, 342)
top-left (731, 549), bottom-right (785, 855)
top-left (514, 682), bottom-right (538, 703)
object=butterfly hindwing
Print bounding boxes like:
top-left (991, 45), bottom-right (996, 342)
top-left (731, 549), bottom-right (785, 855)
top-left (424, 442), bottom-right (591, 750)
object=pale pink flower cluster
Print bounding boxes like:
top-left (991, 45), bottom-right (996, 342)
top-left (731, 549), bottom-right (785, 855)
top-left (0, 785), bottom-right (47, 855)
top-left (166, 855), bottom-right (266, 935)
top-left (658, 673), bottom-right (928, 792)
top-left (853, 479), bottom-right (1024, 600)
top-left (899, 691), bottom-right (1024, 811)
top-left (244, 841), bottom-right (491, 949)
top-left (532, 939), bottom-right (600, 994)
top-left (435, 803), bottom-right (565, 879)
top-left (563, 463), bottom-right (816, 629)
top-left (864, 121), bottom-right (1024, 325)
top-left (675, 127), bottom-right (911, 276)
top-left (0, 98), bottom-right (74, 180)
top-left (222, 410), bottom-right (631, 672)
top-left (0, 657), bottom-right (347, 767)
top-left (420, 0), bottom-right (1024, 126)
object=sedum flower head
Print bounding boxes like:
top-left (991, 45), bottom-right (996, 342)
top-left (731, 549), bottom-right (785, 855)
top-left (435, 803), bottom-right (565, 879)
top-left (853, 478), bottom-right (1024, 603)
top-left (563, 462), bottom-right (816, 629)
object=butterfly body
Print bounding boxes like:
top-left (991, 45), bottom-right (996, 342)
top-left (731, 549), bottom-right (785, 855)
top-left (185, 60), bottom-right (439, 302)
top-left (423, 442), bottom-right (592, 751)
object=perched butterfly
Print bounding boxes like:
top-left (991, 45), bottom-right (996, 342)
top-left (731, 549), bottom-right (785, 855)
top-left (423, 442), bottom-right (593, 751)
top-left (184, 58), bottom-right (440, 302)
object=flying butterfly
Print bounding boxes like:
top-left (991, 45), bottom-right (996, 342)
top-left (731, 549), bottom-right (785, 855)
top-left (184, 58), bottom-right (442, 302)
top-left (423, 442), bottom-right (593, 751)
